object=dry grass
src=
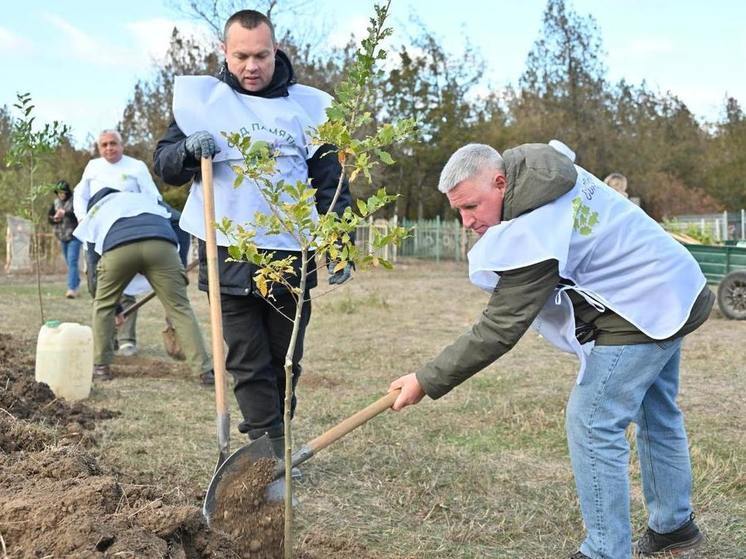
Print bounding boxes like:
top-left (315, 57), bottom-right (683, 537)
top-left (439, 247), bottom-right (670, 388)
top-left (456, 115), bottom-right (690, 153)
top-left (2, 260), bottom-right (744, 558)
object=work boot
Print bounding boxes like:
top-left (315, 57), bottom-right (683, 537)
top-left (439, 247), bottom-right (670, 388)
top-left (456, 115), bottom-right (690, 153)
top-left (93, 364), bottom-right (113, 381)
top-left (117, 342), bottom-right (137, 357)
top-left (269, 435), bottom-right (302, 480)
top-left (65, 289), bottom-right (77, 299)
top-left (634, 513), bottom-right (704, 556)
top-left (199, 369), bottom-right (215, 386)
top-left (569, 552), bottom-right (590, 559)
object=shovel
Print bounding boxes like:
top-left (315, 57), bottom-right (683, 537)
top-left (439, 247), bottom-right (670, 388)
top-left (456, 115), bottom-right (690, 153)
top-left (201, 157), bottom-right (231, 470)
top-left (203, 388), bottom-right (400, 525)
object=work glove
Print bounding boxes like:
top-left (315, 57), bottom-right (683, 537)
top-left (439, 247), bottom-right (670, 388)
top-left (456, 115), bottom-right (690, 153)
top-left (184, 130), bottom-right (220, 160)
top-left (327, 261), bottom-right (353, 285)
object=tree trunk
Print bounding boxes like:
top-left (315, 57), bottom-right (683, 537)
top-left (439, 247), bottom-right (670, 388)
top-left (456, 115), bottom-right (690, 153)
top-left (282, 247), bottom-right (309, 559)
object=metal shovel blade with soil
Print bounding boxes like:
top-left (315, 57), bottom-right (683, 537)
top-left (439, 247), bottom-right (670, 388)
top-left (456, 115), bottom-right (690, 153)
top-left (203, 389), bottom-right (400, 525)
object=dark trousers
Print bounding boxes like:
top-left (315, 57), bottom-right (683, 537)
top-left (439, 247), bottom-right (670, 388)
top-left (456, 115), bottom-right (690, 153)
top-left (221, 291), bottom-right (311, 439)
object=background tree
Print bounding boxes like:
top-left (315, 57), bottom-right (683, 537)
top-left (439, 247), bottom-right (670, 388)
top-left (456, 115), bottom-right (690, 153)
top-left (4, 93), bottom-right (69, 323)
top-left (380, 26), bottom-right (485, 219)
top-left (511, 0), bottom-right (612, 172)
top-left (105, 0), bottom-right (746, 226)
top-left (705, 97), bottom-right (746, 210)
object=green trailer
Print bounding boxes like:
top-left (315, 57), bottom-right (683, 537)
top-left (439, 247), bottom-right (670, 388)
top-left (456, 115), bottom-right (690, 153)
top-left (683, 243), bottom-right (746, 320)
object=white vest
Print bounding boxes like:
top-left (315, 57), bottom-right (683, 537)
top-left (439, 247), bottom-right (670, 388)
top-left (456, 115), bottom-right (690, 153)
top-left (468, 167), bottom-right (706, 383)
top-left (73, 192), bottom-right (171, 255)
top-left (173, 76), bottom-right (332, 249)
top-left (73, 155), bottom-right (162, 221)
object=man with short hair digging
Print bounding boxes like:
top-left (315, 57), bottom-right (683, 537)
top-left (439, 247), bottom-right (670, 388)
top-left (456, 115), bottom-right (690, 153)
top-left (153, 9), bottom-right (353, 464)
top-left (389, 142), bottom-right (712, 558)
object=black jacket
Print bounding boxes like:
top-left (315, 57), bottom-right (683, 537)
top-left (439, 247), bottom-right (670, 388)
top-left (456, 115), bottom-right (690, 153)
top-left (153, 52), bottom-right (352, 296)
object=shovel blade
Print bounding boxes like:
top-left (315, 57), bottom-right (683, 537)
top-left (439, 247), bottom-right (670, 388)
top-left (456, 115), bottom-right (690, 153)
top-left (202, 434), bottom-right (276, 526)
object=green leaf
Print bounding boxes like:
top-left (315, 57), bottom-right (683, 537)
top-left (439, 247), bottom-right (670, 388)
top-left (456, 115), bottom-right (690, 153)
top-left (356, 199), bottom-right (369, 216)
top-left (377, 149), bottom-right (395, 165)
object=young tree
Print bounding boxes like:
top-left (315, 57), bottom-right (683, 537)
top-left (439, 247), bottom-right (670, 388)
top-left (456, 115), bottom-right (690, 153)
top-left (5, 93), bottom-right (69, 324)
top-left (218, 3), bottom-right (414, 555)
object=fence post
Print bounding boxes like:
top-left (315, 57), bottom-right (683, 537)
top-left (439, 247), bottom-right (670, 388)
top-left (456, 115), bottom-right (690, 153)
top-left (392, 215), bottom-right (398, 263)
top-left (723, 210), bottom-right (729, 241)
top-left (368, 216), bottom-right (374, 256)
top-left (741, 209), bottom-right (745, 240)
top-left (435, 215), bottom-right (441, 263)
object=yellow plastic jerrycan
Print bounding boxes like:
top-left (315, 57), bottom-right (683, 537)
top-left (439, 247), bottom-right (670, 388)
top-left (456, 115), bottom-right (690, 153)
top-left (35, 320), bottom-right (94, 401)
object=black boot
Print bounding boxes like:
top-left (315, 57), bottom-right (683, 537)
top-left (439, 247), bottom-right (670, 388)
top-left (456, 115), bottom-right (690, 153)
top-left (268, 435), bottom-right (302, 480)
top-left (634, 513), bottom-right (704, 556)
top-left (199, 369), bottom-right (215, 386)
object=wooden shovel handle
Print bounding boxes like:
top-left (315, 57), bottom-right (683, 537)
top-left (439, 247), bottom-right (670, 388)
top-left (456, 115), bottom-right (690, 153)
top-left (306, 390), bottom-right (400, 455)
top-left (201, 158), bottom-right (230, 461)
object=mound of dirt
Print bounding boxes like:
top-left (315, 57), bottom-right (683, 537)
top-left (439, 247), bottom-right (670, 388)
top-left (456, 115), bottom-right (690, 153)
top-left (0, 333), bottom-right (377, 558)
top-left (0, 434), bottom-right (249, 558)
top-left (0, 334), bottom-right (118, 435)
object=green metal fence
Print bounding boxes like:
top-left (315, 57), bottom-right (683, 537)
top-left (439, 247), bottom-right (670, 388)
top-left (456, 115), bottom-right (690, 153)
top-left (355, 218), bottom-right (478, 262)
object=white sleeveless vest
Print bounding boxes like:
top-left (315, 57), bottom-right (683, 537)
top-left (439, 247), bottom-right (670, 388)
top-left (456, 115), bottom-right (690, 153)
top-left (468, 167), bottom-right (706, 383)
top-left (73, 192), bottom-right (171, 255)
top-left (173, 76), bottom-right (332, 249)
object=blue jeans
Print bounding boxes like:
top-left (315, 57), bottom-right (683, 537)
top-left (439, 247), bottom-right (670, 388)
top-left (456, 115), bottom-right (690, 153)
top-left (60, 238), bottom-right (82, 291)
top-left (566, 339), bottom-right (693, 559)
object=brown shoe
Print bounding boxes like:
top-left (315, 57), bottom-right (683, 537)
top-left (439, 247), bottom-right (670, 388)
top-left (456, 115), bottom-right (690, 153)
top-left (93, 364), bottom-right (113, 381)
top-left (65, 289), bottom-right (77, 299)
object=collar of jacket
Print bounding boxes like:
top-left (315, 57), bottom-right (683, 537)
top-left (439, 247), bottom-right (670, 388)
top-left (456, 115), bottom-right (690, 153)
top-left (217, 49), bottom-right (296, 99)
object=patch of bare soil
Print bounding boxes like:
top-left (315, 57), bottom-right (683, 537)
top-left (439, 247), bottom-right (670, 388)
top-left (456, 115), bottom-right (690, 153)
top-left (297, 534), bottom-right (382, 559)
top-left (299, 370), bottom-right (341, 389)
top-left (0, 334), bottom-right (376, 558)
top-left (111, 354), bottom-right (189, 379)
top-left (0, 436), bottom-right (251, 558)
top-left (0, 334), bottom-right (118, 437)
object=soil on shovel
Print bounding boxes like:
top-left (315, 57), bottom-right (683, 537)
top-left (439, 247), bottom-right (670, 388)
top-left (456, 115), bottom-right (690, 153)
top-left (211, 456), bottom-right (285, 558)
top-left (0, 333), bottom-right (378, 558)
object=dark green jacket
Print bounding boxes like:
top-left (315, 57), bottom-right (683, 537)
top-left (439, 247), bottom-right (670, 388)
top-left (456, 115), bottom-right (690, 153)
top-left (416, 144), bottom-right (714, 400)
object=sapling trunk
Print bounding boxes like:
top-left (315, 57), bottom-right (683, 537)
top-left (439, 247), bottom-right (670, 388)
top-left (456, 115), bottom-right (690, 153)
top-left (283, 246), bottom-right (309, 559)
top-left (29, 165), bottom-right (45, 325)
top-left (326, 159), bottom-right (347, 217)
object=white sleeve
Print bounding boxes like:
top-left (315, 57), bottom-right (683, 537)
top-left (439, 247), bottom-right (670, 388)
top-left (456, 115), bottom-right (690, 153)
top-left (135, 160), bottom-right (162, 201)
top-left (73, 166), bottom-right (92, 220)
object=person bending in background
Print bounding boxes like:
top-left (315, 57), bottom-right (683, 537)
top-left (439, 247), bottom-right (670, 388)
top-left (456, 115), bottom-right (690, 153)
top-left (74, 188), bottom-right (213, 385)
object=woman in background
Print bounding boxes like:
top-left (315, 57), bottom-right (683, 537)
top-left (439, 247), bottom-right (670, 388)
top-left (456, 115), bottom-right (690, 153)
top-left (48, 180), bottom-right (81, 298)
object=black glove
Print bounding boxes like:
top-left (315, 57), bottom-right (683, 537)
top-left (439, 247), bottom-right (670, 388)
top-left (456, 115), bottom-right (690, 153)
top-left (184, 131), bottom-right (220, 159)
top-left (327, 261), bottom-right (353, 285)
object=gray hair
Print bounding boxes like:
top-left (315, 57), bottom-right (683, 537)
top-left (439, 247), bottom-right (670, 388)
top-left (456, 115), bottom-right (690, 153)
top-left (98, 129), bottom-right (122, 143)
top-left (438, 143), bottom-right (505, 193)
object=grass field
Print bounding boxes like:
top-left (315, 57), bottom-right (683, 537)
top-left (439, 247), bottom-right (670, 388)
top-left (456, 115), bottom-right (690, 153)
top-left (2, 259), bottom-right (744, 558)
